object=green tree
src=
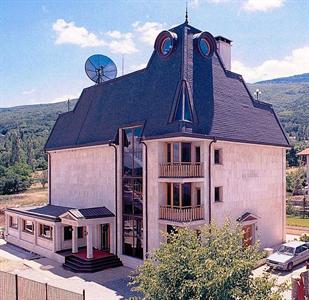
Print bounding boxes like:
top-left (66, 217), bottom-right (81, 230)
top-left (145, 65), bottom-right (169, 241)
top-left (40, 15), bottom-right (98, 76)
top-left (286, 167), bottom-right (305, 194)
top-left (10, 131), bottom-right (22, 165)
top-left (0, 162), bottom-right (32, 194)
top-left (130, 222), bottom-right (287, 300)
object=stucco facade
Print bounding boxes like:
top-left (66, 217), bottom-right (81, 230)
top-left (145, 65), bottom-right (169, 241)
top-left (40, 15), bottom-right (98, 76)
top-left (50, 145), bottom-right (115, 211)
top-left (146, 138), bottom-right (286, 252)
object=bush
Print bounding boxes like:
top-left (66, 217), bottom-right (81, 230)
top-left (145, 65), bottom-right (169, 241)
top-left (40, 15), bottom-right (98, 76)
top-left (130, 221), bottom-right (287, 300)
top-left (300, 234), bottom-right (309, 242)
top-left (286, 201), bottom-right (297, 216)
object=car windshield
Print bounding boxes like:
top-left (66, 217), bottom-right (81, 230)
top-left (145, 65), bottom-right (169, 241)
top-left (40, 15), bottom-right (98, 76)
top-left (277, 246), bottom-right (295, 256)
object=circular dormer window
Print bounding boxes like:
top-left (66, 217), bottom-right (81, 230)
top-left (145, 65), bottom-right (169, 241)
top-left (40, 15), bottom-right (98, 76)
top-left (195, 32), bottom-right (216, 58)
top-left (161, 37), bottom-right (173, 56)
top-left (154, 31), bottom-right (177, 58)
top-left (199, 38), bottom-right (211, 56)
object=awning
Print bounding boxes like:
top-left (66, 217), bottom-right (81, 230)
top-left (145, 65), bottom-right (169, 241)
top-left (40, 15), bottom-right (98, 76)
top-left (236, 212), bottom-right (259, 223)
top-left (65, 207), bottom-right (114, 220)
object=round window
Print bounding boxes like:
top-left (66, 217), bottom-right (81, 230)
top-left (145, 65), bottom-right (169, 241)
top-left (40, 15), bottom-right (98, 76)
top-left (154, 31), bottom-right (177, 58)
top-left (195, 32), bottom-right (216, 58)
top-left (161, 37), bottom-right (173, 56)
top-left (199, 38), bottom-right (211, 56)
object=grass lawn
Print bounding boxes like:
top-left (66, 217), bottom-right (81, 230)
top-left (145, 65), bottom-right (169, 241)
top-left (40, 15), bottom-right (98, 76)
top-left (0, 187), bottom-right (48, 227)
top-left (286, 215), bottom-right (309, 228)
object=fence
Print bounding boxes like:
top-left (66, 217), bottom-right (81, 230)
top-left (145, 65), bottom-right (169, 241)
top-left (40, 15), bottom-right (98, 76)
top-left (0, 270), bottom-right (85, 300)
top-left (291, 270), bottom-right (309, 299)
top-left (286, 196), bottom-right (309, 218)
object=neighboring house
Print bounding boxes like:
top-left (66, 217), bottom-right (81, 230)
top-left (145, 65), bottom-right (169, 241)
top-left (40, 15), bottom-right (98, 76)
top-left (5, 20), bottom-right (290, 270)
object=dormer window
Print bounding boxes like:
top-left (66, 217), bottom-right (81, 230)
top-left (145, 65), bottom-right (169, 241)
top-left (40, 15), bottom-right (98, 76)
top-left (161, 37), bottom-right (173, 56)
top-left (199, 38), bottom-right (211, 56)
top-left (195, 31), bottom-right (216, 58)
top-left (154, 31), bottom-right (177, 58)
top-left (175, 81), bottom-right (193, 122)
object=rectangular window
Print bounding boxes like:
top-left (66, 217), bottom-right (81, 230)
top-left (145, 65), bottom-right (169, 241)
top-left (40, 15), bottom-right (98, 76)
top-left (64, 226), bottom-right (83, 241)
top-left (182, 183), bottom-right (191, 207)
top-left (173, 183), bottom-right (180, 207)
top-left (133, 178), bottom-right (143, 216)
top-left (9, 216), bottom-right (18, 229)
top-left (39, 224), bottom-right (53, 240)
top-left (214, 187), bottom-right (223, 202)
top-left (167, 143), bottom-right (171, 163)
top-left (181, 143), bottom-right (191, 162)
top-left (167, 183), bottom-right (171, 206)
top-left (173, 143), bottom-right (180, 162)
top-left (195, 146), bottom-right (201, 163)
top-left (23, 220), bottom-right (34, 234)
top-left (166, 183), bottom-right (192, 208)
top-left (122, 126), bottom-right (143, 259)
top-left (166, 142), bottom-right (192, 163)
top-left (214, 149), bottom-right (222, 165)
top-left (123, 216), bottom-right (143, 259)
top-left (196, 188), bottom-right (201, 206)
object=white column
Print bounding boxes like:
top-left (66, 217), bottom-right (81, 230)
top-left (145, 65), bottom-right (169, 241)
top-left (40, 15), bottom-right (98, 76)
top-left (34, 221), bottom-right (38, 246)
top-left (72, 226), bottom-right (78, 254)
top-left (86, 224), bottom-right (93, 259)
top-left (18, 217), bottom-right (22, 240)
top-left (5, 214), bottom-right (9, 238)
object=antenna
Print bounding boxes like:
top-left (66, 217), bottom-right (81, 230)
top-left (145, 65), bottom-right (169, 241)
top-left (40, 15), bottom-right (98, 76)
top-left (85, 54), bottom-right (117, 84)
top-left (254, 89), bottom-right (262, 101)
top-left (67, 99), bottom-right (70, 112)
top-left (185, 0), bottom-right (188, 23)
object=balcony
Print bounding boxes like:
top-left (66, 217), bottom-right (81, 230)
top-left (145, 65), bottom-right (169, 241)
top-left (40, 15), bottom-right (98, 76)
top-left (159, 163), bottom-right (203, 178)
top-left (159, 205), bottom-right (204, 222)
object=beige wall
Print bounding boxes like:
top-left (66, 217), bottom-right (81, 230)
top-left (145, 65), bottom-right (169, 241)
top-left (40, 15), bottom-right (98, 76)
top-left (146, 138), bottom-right (286, 251)
top-left (5, 212), bottom-right (65, 263)
top-left (209, 141), bottom-right (286, 248)
top-left (50, 145), bottom-right (115, 212)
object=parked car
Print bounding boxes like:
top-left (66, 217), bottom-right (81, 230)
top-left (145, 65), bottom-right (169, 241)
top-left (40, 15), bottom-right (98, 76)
top-left (266, 241), bottom-right (309, 271)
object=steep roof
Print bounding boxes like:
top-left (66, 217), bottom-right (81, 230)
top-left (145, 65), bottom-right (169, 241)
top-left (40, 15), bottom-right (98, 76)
top-left (45, 22), bottom-right (290, 151)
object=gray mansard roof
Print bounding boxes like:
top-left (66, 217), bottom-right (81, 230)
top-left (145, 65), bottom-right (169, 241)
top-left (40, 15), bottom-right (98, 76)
top-left (45, 22), bottom-right (290, 151)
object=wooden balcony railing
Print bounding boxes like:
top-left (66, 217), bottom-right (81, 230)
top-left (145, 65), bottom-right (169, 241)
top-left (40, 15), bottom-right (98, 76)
top-left (159, 205), bottom-right (204, 222)
top-left (159, 163), bottom-right (203, 178)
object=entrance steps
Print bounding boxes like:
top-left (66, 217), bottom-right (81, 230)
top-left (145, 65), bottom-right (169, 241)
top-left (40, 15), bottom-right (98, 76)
top-left (63, 253), bottom-right (123, 273)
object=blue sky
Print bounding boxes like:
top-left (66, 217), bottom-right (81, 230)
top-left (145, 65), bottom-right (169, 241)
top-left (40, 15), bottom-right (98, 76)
top-left (0, 0), bottom-right (308, 107)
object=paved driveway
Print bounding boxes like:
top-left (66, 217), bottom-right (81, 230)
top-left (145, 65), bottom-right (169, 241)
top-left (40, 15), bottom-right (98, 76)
top-left (0, 240), bottom-right (140, 300)
top-left (1, 238), bottom-right (306, 300)
top-left (253, 259), bottom-right (307, 300)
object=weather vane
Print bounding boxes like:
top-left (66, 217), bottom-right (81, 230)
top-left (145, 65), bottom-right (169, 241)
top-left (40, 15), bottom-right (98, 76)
top-left (185, 0), bottom-right (188, 23)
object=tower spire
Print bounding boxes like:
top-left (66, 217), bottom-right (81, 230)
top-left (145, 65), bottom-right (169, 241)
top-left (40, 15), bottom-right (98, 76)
top-left (185, 0), bottom-right (188, 24)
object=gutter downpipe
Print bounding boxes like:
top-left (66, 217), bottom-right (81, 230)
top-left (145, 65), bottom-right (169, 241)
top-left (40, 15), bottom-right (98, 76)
top-left (208, 138), bottom-right (217, 225)
top-left (140, 139), bottom-right (149, 255)
top-left (109, 141), bottom-right (118, 255)
top-left (47, 152), bottom-right (51, 205)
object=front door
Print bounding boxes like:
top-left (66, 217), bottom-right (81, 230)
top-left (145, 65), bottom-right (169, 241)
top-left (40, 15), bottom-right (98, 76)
top-left (243, 224), bottom-right (254, 247)
top-left (101, 224), bottom-right (110, 251)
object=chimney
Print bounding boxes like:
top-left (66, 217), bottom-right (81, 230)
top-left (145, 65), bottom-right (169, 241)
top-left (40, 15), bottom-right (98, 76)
top-left (215, 36), bottom-right (232, 71)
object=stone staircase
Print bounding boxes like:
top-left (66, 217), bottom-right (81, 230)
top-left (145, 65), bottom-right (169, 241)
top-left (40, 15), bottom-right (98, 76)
top-left (63, 254), bottom-right (123, 273)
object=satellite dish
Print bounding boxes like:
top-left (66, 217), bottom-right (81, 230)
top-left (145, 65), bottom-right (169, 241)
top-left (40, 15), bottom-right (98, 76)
top-left (85, 54), bottom-right (117, 84)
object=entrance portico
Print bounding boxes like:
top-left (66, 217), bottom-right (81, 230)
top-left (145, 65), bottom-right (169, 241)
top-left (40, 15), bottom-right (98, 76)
top-left (59, 207), bottom-right (115, 259)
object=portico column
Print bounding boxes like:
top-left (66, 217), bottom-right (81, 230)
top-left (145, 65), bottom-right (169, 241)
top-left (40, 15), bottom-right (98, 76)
top-left (72, 226), bottom-right (78, 254)
top-left (86, 224), bottom-right (93, 259)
